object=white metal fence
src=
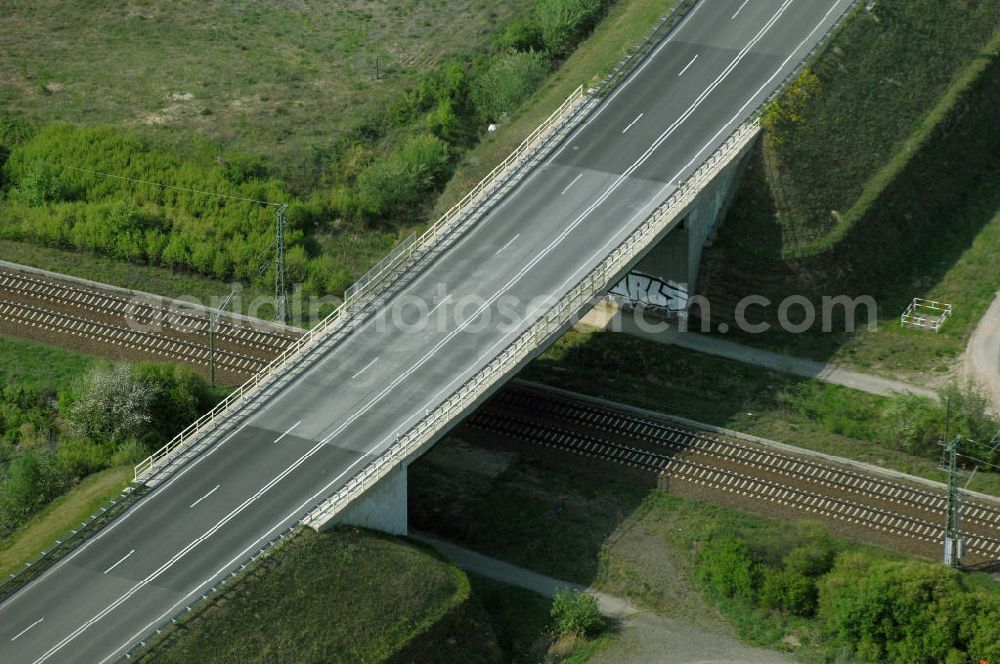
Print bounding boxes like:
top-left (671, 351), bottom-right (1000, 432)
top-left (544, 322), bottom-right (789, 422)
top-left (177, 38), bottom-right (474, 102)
top-left (133, 85), bottom-right (588, 484)
top-left (303, 120), bottom-right (761, 529)
top-left (901, 297), bottom-right (952, 332)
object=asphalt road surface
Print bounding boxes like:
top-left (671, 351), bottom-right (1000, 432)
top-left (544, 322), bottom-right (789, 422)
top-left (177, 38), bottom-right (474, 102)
top-left (0, 2), bottom-right (854, 661)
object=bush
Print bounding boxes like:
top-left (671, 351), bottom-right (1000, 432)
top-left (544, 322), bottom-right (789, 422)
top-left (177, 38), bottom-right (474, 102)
top-left (759, 567), bottom-right (817, 616)
top-left (537, 0), bottom-right (606, 57)
top-left (878, 380), bottom-right (999, 464)
top-left (695, 536), bottom-right (760, 602)
top-left (355, 134), bottom-right (450, 220)
top-left (551, 588), bottom-right (603, 637)
top-left (0, 450), bottom-right (70, 534)
top-left (66, 364), bottom-right (156, 444)
top-left (497, 15), bottom-right (544, 51)
top-left (818, 552), bottom-right (979, 663)
top-left (473, 50), bottom-right (551, 120)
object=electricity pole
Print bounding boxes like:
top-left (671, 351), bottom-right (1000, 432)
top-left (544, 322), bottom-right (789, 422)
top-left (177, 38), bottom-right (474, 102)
top-left (274, 204), bottom-right (289, 324)
top-left (943, 435), bottom-right (963, 567)
top-left (208, 290), bottom-right (237, 387)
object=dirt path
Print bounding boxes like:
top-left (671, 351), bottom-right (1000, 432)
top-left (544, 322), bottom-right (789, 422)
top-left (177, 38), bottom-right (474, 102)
top-left (965, 291), bottom-right (1000, 415)
top-left (580, 302), bottom-right (938, 400)
top-left (413, 534), bottom-right (792, 664)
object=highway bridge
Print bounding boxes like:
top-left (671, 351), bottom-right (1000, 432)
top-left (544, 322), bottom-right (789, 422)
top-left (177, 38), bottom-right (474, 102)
top-left (0, 1), bottom-right (853, 661)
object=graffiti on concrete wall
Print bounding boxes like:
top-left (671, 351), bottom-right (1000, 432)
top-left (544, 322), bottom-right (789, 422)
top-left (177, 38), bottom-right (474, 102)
top-left (609, 271), bottom-right (688, 314)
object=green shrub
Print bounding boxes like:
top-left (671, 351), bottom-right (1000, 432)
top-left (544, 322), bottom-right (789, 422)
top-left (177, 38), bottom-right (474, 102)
top-left (537, 0), bottom-right (606, 57)
top-left (473, 50), bottom-right (551, 119)
top-left (818, 552), bottom-right (974, 663)
top-left (551, 588), bottom-right (603, 637)
top-left (878, 380), bottom-right (999, 464)
top-left (497, 15), bottom-right (544, 51)
top-left (695, 536), bottom-right (760, 602)
top-left (759, 567), bottom-right (816, 616)
top-left (0, 450), bottom-right (71, 533)
top-left (11, 159), bottom-right (71, 206)
top-left (355, 134), bottom-right (450, 221)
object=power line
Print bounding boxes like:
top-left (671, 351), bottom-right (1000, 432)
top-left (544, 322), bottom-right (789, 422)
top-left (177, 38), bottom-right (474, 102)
top-left (60, 164), bottom-right (279, 207)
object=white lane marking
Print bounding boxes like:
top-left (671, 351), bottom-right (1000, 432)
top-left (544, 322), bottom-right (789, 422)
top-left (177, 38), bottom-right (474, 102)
top-left (564, 0), bottom-right (707, 144)
top-left (428, 294), bottom-right (452, 316)
top-left (217, 0), bottom-right (803, 508)
top-left (678, 54), bottom-right (699, 76)
top-left (36, 439), bottom-right (331, 664)
top-left (101, 450), bottom-right (377, 664)
top-left (11, 618), bottom-right (44, 642)
top-left (188, 485), bottom-right (220, 508)
top-left (351, 357), bottom-right (379, 379)
top-left (0, 420), bottom-right (254, 605)
top-left (43, 1), bottom-right (841, 658)
top-left (732, 0), bottom-right (750, 20)
top-left (215, 0), bottom-right (802, 501)
top-left (621, 112), bottom-right (644, 134)
top-left (272, 421), bottom-right (302, 444)
top-left (103, 550), bottom-right (135, 575)
top-left (495, 234), bottom-right (520, 255)
top-left (560, 173), bottom-right (584, 195)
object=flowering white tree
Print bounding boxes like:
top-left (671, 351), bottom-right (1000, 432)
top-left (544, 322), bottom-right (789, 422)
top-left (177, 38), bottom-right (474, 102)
top-left (68, 364), bottom-right (156, 442)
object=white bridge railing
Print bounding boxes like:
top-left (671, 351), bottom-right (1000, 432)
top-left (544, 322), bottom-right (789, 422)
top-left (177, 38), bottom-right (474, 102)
top-left (303, 120), bottom-right (762, 528)
top-left (134, 85), bottom-right (587, 484)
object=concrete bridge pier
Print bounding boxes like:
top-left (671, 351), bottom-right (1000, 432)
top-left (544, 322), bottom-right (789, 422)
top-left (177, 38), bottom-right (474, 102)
top-left (607, 135), bottom-right (756, 316)
top-left (320, 464), bottom-right (409, 536)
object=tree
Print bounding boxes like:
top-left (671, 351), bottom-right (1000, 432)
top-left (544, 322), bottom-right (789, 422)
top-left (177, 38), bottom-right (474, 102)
top-left (67, 364), bottom-right (157, 443)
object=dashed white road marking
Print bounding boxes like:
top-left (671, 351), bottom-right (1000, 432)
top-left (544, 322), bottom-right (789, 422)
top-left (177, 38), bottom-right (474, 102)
top-left (495, 234), bottom-right (520, 255)
top-left (11, 618), bottom-right (44, 642)
top-left (103, 550), bottom-right (135, 576)
top-left (732, 0), bottom-right (750, 20)
top-left (272, 421), bottom-right (302, 444)
top-left (189, 485), bottom-right (220, 508)
top-left (428, 294), bottom-right (452, 316)
top-left (351, 358), bottom-right (379, 379)
top-left (30, 0), bottom-right (846, 659)
top-left (678, 54), bottom-right (699, 76)
top-left (560, 173), bottom-right (584, 195)
top-left (621, 112), bottom-right (644, 134)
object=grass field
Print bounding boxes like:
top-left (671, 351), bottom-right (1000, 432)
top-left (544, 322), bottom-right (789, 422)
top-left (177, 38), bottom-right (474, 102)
top-left (1, 0), bottom-right (530, 185)
top-left (756, 0), bottom-right (1000, 252)
top-left (0, 465), bottom-right (131, 579)
top-left (520, 329), bottom-right (1000, 496)
top-left (134, 528), bottom-right (471, 663)
top-left (696, 5), bottom-right (1000, 381)
top-left (0, 333), bottom-right (97, 388)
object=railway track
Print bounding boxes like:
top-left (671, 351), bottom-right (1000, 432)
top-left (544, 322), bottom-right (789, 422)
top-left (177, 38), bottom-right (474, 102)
top-left (0, 298), bottom-right (268, 375)
top-left (472, 386), bottom-right (1000, 561)
top-left (0, 269), bottom-right (298, 357)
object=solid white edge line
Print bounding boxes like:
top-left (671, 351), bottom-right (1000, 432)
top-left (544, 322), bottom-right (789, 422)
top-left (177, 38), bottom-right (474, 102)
top-left (31, 0), bottom-right (852, 659)
top-left (102, 550), bottom-right (135, 576)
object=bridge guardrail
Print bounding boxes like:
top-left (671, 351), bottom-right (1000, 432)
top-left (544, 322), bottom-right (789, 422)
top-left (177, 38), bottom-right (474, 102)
top-left (132, 0), bottom-right (710, 486)
top-left (133, 84), bottom-right (588, 484)
top-left (303, 120), bottom-right (762, 529)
